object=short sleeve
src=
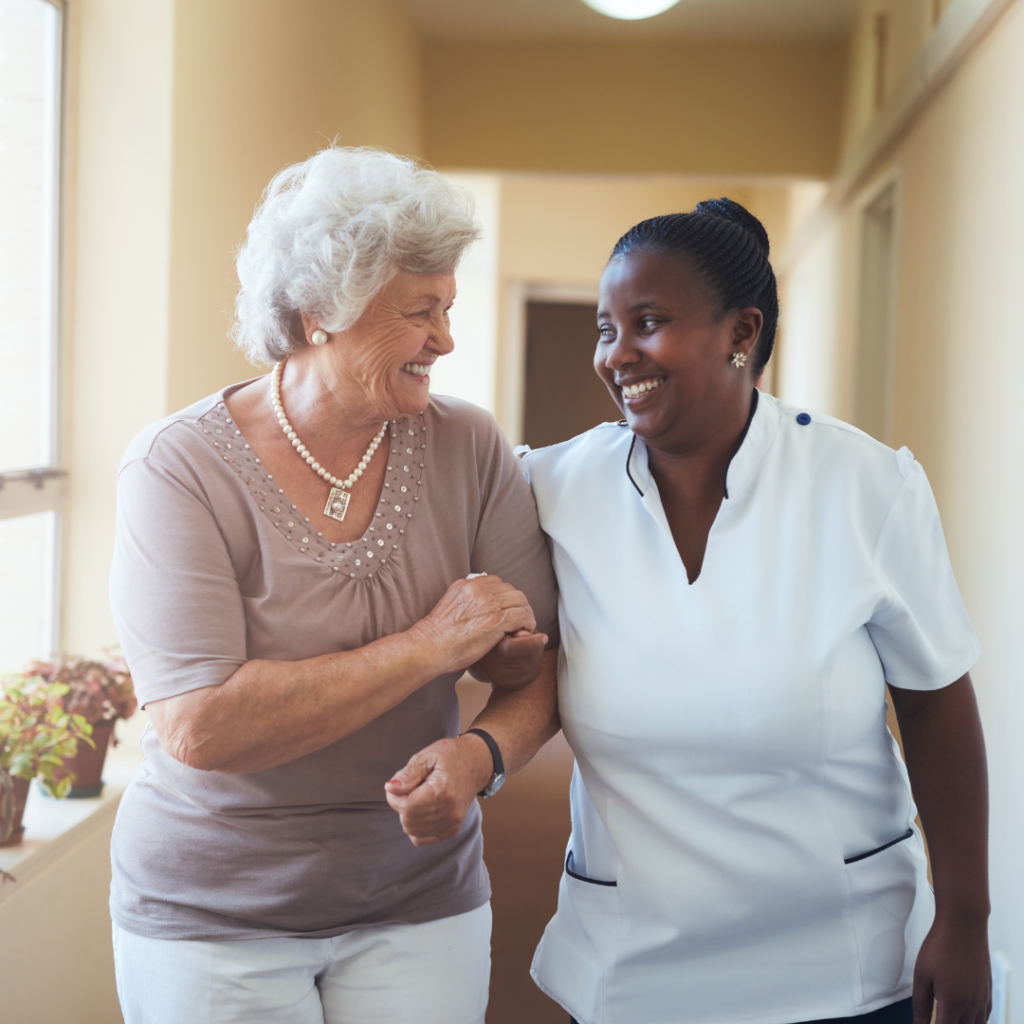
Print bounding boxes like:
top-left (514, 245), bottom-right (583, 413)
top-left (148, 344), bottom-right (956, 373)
top-left (109, 454), bottom-right (248, 707)
top-left (471, 429), bottom-right (559, 645)
top-left (866, 459), bottom-right (980, 690)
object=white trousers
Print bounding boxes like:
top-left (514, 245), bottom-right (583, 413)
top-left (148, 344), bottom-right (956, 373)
top-left (112, 903), bottom-right (491, 1024)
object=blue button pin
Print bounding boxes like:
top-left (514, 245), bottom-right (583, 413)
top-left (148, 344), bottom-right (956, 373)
top-left (797, 412), bottom-right (811, 425)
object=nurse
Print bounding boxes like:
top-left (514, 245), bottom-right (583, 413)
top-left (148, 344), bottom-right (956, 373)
top-left (390, 199), bottom-right (990, 1024)
top-left (519, 200), bottom-right (991, 1024)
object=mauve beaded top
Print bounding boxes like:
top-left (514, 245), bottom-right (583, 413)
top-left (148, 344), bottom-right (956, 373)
top-left (108, 381), bottom-right (558, 941)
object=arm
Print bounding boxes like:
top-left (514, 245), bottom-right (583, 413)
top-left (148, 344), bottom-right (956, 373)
top-left (462, 414), bottom-right (559, 693)
top-left (385, 647), bottom-right (560, 846)
top-left (888, 672), bottom-right (991, 1024)
top-left (468, 629), bottom-right (549, 690)
top-left (147, 575), bottom-right (537, 774)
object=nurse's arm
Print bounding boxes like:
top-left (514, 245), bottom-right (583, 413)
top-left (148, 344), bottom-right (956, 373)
top-left (384, 647), bottom-right (560, 846)
top-left (888, 672), bottom-right (991, 1024)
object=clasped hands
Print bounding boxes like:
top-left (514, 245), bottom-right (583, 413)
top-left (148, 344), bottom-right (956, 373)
top-left (385, 574), bottom-right (546, 846)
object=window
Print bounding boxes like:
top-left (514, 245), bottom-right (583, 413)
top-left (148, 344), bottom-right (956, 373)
top-left (0, 0), bottom-right (63, 666)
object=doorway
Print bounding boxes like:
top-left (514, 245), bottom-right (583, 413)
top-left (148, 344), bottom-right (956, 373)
top-left (522, 301), bottom-right (621, 449)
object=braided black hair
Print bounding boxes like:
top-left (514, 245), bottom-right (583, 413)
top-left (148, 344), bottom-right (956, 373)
top-left (609, 198), bottom-right (779, 375)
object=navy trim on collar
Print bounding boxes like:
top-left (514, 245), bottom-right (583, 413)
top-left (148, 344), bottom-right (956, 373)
top-left (626, 434), bottom-right (644, 496)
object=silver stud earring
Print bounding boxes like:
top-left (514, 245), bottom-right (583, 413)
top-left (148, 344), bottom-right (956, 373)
top-left (731, 352), bottom-right (748, 368)
top-left (311, 329), bottom-right (328, 346)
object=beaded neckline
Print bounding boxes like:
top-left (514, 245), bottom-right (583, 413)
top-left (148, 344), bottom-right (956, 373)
top-left (198, 399), bottom-right (427, 582)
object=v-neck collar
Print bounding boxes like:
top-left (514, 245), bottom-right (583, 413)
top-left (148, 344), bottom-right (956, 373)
top-left (625, 389), bottom-right (779, 504)
top-left (622, 391), bottom-right (782, 587)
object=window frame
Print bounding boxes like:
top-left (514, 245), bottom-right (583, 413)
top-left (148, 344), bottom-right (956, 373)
top-left (0, 0), bottom-right (67, 657)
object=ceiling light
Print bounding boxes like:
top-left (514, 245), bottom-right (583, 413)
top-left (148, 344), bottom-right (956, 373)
top-left (580, 0), bottom-right (682, 20)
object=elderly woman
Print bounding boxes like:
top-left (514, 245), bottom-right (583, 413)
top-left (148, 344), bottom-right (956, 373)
top-left (107, 147), bottom-right (558, 1024)
top-left (404, 199), bottom-right (990, 1024)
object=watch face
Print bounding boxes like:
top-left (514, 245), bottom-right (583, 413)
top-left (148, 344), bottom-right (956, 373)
top-left (483, 772), bottom-right (506, 798)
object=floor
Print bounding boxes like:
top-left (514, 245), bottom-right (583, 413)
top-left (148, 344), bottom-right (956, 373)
top-left (457, 680), bottom-right (574, 1024)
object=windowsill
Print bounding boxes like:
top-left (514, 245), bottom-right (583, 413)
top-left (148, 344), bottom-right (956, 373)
top-left (0, 719), bottom-right (145, 900)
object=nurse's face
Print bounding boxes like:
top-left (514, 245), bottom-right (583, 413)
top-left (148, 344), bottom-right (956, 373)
top-left (595, 250), bottom-right (761, 455)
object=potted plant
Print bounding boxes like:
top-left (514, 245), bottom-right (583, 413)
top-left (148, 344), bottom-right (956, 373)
top-left (27, 655), bottom-right (137, 798)
top-left (0, 674), bottom-right (94, 847)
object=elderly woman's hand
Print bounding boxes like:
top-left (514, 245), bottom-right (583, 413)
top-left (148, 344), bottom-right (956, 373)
top-left (384, 736), bottom-right (492, 846)
top-left (472, 629), bottom-right (548, 692)
top-left (413, 575), bottom-right (538, 676)
top-left (387, 649), bottom-right (560, 846)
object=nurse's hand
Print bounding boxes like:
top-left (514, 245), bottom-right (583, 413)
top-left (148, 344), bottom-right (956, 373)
top-left (384, 735), bottom-right (492, 846)
top-left (912, 919), bottom-right (992, 1024)
top-left (470, 629), bottom-right (549, 692)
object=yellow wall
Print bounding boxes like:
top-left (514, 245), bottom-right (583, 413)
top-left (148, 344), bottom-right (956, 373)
top-left (498, 175), bottom-right (794, 286)
top-left (779, 1), bottom-right (1024, 1006)
top-left (839, 0), bottom-right (935, 160)
top-left (0, 814), bottom-right (120, 1024)
top-left (62, 0), bottom-right (175, 658)
top-left (423, 38), bottom-right (848, 177)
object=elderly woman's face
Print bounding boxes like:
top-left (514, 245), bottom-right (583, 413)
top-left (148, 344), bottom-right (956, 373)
top-left (594, 250), bottom-right (760, 454)
top-left (325, 269), bottom-right (457, 419)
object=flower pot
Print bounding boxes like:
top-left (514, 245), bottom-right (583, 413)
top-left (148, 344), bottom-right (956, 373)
top-left (63, 719), bottom-right (115, 798)
top-left (0, 776), bottom-right (30, 847)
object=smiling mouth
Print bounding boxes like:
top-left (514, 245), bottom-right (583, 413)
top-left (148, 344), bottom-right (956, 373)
top-left (401, 362), bottom-right (433, 378)
top-left (620, 377), bottom-right (665, 400)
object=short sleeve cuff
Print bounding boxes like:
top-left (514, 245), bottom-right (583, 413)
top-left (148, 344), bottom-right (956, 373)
top-left (885, 639), bottom-right (981, 692)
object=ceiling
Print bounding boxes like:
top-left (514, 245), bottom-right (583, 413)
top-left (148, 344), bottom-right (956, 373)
top-left (402, 0), bottom-right (860, 41)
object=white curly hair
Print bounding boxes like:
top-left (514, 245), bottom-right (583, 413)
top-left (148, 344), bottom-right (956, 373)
top-left (232, 147), bottom-right (481, 364)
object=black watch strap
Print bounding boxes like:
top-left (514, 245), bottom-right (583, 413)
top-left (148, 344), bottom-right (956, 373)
top-left (464, 728), bottom-right (505, 796)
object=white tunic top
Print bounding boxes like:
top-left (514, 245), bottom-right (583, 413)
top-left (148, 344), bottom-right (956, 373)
top-left (522, 391), bottom-right (980, 1024)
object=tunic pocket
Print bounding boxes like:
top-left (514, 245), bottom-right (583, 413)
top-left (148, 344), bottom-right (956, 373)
top-left (531, 854), bottom-right (623, 1024)
top-left (565, 850), bottom-right (617, 886)
top-left (844, 829), bottom-right (913, 864)
top-left (843, 828), bottom-right (933, 1006)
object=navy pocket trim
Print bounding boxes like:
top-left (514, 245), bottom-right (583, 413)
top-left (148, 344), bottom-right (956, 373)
top-left (844, 828), bottom-right (914, 865)
top-left (565, 850), bottom-right (617, 887)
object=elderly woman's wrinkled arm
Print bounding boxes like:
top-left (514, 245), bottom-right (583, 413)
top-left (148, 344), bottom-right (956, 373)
top-left (385, 647), bottom-right (560, 846)
top-left (146, 575), bottom-right (537, 774)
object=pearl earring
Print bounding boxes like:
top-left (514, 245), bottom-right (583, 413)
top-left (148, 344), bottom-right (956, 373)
top-left (311, 329), bottom-right (328, 346)
top-left (731, 352), bottom-right (748, 368)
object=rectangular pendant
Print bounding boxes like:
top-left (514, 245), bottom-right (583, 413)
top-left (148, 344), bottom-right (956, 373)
top-left (324, 486), bottom-right (350, 522)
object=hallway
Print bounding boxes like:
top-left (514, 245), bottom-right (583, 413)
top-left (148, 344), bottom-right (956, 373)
top-left (459, 681), bottom-right (576, 1024)
top-left (2, 0), bottom-right (1023, 1020)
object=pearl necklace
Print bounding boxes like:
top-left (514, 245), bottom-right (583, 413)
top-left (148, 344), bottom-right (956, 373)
top-left (271, 359), bottom-right (388, 523)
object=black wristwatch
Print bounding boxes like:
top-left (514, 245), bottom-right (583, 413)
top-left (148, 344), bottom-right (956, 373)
top-left (464, 728), bottom-right (506, 798)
